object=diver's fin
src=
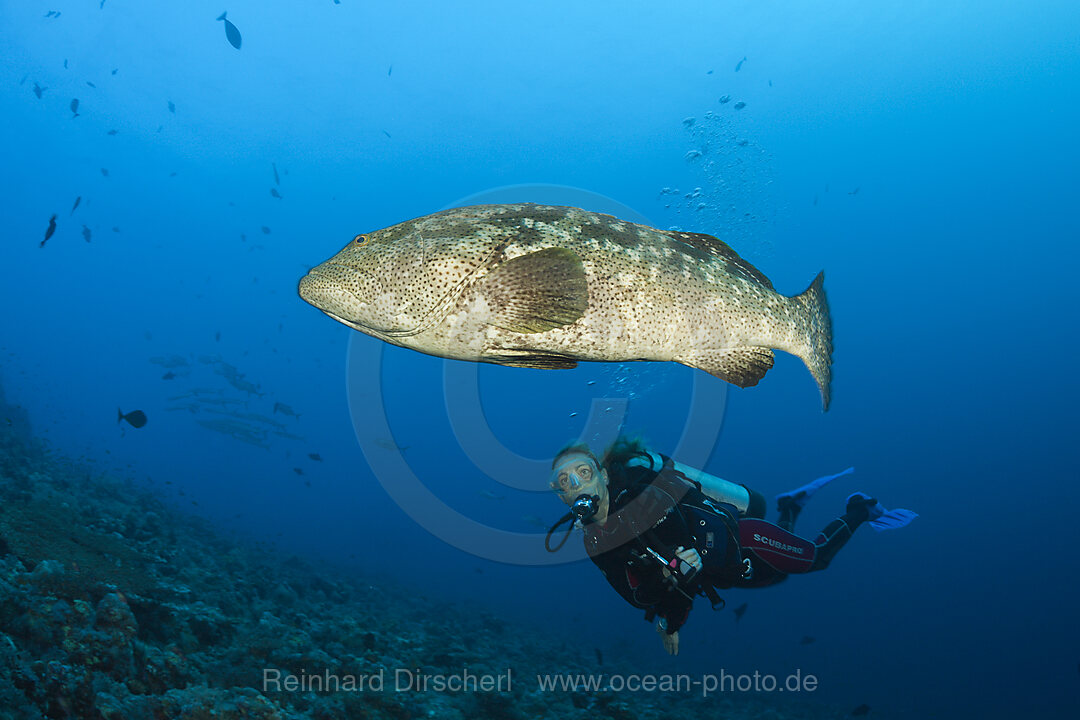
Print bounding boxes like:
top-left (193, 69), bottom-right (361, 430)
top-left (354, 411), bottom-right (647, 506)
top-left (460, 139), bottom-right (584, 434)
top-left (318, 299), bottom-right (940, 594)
top-left (680, 347), bottom-right (774, 388)
top-left (483, 352), bottom-right (578, 370)
top-left (484, 248), bottom-right (588, 333)
top-left (776, 467), bottom-right (854, 510)
top-left (868, 507), bottom-right (919, 531)
top-left (217, 11), bottom-right (227, 21)
top-left (847, 492), bottom-right (918, 531)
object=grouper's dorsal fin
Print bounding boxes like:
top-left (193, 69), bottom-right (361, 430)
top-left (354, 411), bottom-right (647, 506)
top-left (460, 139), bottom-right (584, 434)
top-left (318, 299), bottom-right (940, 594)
top-left (671, 231), bottom-right (774, 290)
top-left (484, 247), bottom-right (588, 333)
top-left (679, 347), bottom-right (775, 388)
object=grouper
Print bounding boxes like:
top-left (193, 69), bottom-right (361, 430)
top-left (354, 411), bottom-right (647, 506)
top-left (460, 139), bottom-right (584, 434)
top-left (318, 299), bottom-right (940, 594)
top-left (298, 204), bottom-right (834, 409)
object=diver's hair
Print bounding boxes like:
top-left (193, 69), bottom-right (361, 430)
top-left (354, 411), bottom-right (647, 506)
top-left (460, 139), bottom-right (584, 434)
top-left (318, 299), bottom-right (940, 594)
top-left (601, 434), bottom-right (651, 470)
top-left (551, 442), bottom-right (598, 469)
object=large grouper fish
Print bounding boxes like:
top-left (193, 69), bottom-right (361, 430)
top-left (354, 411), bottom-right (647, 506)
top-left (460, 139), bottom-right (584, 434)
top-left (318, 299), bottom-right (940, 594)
top-left (298, 204), bottom-right (834, 409)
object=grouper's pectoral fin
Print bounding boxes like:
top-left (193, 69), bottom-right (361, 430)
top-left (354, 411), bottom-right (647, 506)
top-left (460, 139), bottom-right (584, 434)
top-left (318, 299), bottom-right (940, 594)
top-left (483, 248), bottom-right (588, 333)
top-left (482, 351), bottom-right (579, 370)
top-left (679, 347), bottom-right (775, 388)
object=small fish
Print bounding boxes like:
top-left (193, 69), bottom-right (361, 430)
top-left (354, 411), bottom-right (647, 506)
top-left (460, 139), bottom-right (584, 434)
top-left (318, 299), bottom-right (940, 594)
top-left (706, 69), bottom-right (713, 74)
top-left (293, 467), bottom-right (304, 475)
top-left (81, 225), bottom-right (91, 243)
top-left (272, 162), bottom-right (280, 185)
top-left (718, 94), bottom-right (730, 104)
top-left (111, 68), bottom-right (118, 75)
top-left (168, 100), bottom-right (175, 113)
top-left (101, 168), bottom-right (109, 177)
top-left (70, 196), bottom-right (81, 215)
top-left (40, 214), bottom-right (57, 248)
top-left (117, 408), bottom-right (148, 428)
top-left (382, 130), bottom-right (391, 139)
top-left (768, 79), bottom-right (773, 87)
top-left (477, 490), bottom-right (505, 500)
top-left (100, 0), bottom-right (106, 8)
top-left (735, 56), bottom-right (746, 72)
top-left (848, 187), bottom-right (860, 196)
top-left (70, 98), bottom-right (80, 118)
top-left (217, 12), bottom-right (242, 50)
top-left (733, 603), bottom-right (748, 622)
top-left (261, 226), bottom-right (271, 234)
top-left (86, 81), bottom-right (96, 88)
top-left (215, 331), bottom-right (221, 342)
top-left (112, 226), bottom-right (120, 232)
top-left (107, 129), bottom-right (118, 135)
top-left (733, 101), bottom-right (746, 110)
top-left (388, 64), bottom-right (393, 76)
top-left (798, 635), bottom-right (815, 645)
top-left (682, 117), bottom-right (695, 127)
top-left (304, 479), bottom-right (311, 487)
top-left (308, 453), bottom-right (323, 462)
top-left (850, 704), bottom-right (870, 716)
top-left (270, 188), bottom-right (282, 199)
top-left (32, 83), bottom-right (46, 99)
top-left (162, 372), bottom-right (177, 380)
top-left (44, 10), bottom-right (58, 18)
top-left (63, 59), bottom-right (68, 69)
top-left (273, 402), bottom-right (299, 418)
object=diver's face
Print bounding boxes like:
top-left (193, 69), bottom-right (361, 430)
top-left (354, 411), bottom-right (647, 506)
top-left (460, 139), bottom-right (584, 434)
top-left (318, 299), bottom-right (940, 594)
top-left (550, 453), bottom-right (607, 506)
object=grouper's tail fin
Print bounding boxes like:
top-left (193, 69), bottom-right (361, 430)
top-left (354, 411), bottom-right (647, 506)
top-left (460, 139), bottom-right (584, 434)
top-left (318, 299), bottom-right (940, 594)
top-left (792, 271), bottom-right (833, 411)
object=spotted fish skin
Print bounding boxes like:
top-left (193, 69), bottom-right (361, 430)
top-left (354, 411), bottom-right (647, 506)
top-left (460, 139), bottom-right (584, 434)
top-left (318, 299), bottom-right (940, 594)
top-left (298, 203), bottom-right (833, 408)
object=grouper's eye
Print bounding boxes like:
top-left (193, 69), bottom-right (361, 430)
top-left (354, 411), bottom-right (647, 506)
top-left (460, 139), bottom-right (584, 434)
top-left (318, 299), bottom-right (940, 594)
top-left (353, 234), bottom-right (368, 245)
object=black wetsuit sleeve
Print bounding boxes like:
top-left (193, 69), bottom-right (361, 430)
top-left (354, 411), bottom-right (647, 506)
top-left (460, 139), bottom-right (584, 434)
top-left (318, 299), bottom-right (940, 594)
top-left (587, 478), bottom-right (701, 634)
top-left (589, 543), bottom-right (694, 634)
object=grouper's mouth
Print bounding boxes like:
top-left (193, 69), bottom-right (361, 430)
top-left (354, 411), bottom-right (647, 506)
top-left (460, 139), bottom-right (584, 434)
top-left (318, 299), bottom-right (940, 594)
top-left (298, 269), bottom-right (414, 337)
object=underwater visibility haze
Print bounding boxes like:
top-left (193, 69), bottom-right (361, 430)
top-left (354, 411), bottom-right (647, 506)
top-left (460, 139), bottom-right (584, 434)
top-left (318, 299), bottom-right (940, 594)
top-left (1, 1), bottom-right (1078, 719)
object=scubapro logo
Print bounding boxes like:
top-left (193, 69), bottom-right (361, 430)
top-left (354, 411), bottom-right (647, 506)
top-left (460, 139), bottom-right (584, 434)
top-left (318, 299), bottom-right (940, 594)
top-left (753, 533), bottom-right (805, 555)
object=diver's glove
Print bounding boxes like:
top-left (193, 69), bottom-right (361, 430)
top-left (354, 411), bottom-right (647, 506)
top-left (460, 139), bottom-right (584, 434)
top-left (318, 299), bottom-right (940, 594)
top-left (675, 546), bottom-right (702, 576)
top-left (656, 620), bottom-right (680, 655)
top-left (660, 546), bottom-right (703, 582)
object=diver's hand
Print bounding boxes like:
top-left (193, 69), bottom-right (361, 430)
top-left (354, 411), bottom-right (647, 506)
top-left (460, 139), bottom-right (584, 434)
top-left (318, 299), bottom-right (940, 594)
top-left (674, 546), bottom-right (702, 575)
top-left (657, 622), bottom-right (679, 655)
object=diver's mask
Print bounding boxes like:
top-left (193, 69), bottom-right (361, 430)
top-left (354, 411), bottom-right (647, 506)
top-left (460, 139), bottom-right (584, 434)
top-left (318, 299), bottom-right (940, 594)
top-left (548, 455), bottom-right (603, 500)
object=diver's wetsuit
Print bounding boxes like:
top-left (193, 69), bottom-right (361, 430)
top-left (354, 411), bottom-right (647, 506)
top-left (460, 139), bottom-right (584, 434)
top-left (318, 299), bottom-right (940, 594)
top-left (583, 452), bottom-right (871, 635)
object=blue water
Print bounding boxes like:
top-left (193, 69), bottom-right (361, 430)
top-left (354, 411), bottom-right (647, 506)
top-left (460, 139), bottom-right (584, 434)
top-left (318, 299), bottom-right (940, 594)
top-left (2, 1), bottom-right (1078, 718)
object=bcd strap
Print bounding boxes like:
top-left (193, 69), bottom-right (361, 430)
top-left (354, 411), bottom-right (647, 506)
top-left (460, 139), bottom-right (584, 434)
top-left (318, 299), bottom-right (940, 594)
top-left (681, 499), bottom-right (746, 586)
top-left (701, 583), bottom-right (725, 611)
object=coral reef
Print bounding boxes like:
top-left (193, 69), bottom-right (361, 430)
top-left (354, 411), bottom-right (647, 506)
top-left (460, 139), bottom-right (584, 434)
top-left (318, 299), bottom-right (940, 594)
top-left (0, 416), bottom-right (843, 720)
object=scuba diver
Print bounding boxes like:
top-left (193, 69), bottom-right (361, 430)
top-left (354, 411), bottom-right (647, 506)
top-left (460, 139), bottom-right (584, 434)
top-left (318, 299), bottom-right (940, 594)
top-left (545, 437), bottom-right (916, 655)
